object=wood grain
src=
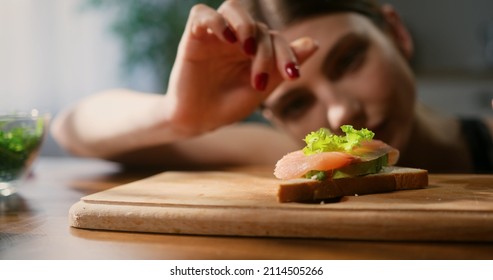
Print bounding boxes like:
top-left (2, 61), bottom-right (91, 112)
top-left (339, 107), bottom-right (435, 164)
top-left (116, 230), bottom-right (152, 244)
top-left (3, 158), bottom-right (493, 259)
top-left (69, 170), bottom-right (493, 241)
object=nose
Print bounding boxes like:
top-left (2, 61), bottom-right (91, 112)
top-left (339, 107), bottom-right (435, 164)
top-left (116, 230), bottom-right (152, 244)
top-left (313, 81), bottom-right (364, 133)
top-left (326, 100), bottom-right (364, 133)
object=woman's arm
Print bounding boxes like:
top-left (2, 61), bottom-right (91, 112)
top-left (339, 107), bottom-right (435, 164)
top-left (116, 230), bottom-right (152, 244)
top-left (51, 89), bottom-right (185, 158)
top-left (50, 89), bottom-right (299, 167)
top-left (51, 1), bottom-right (317, 167)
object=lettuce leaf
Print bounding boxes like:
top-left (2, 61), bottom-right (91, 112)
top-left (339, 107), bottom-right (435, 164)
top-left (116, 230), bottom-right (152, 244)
top-left (302, 125), bottom-right (375, 155)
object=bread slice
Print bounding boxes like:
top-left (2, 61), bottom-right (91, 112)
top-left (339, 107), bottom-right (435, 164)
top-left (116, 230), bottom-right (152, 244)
top-left (277, 166), bottom-right (428, 202)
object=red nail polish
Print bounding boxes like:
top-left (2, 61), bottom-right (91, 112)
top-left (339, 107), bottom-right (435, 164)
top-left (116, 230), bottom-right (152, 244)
top-left (255, 73), bottom-right (269, 91)
top-left (285, 62), bottom-right (300, 79)
top-left (243, 37), bottom-right (257, 55)
top-left (223, 27), bottom-right (237, 43)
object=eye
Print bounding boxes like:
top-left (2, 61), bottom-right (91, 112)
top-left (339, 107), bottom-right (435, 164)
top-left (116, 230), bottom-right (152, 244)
top-left (271, 91), bottom-right (316, 122)
top-left (327, 36), bottom-right (369, 81)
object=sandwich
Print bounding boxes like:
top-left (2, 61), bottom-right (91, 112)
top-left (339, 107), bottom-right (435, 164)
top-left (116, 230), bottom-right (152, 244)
top-left (274, 125), bottom-right (428, 202)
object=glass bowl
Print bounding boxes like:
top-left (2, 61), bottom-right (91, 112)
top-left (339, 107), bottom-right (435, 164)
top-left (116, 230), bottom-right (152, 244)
top-left (0, 110), bottom-right (49, 197)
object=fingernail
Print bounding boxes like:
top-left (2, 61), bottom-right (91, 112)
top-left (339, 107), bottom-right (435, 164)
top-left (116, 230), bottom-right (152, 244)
top-left (243, 37), bottom-right (257, 55)
top-left (285, 62), bottom-right (300, 79)
top-left (223, 27), bottom-right (237, 43)
top-left (255, 72), bottom-right (269, 91)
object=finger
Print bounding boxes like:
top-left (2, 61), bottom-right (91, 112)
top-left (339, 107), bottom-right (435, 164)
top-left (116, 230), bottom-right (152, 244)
top-left (290, 37), bottom-right (319, 64)
top-left (251, 34), bottom-right (319, 92)
top-left (271, 32), bottom-right (301, 80)
top-left (188, 4), bottom-right (238, 44)
top-left (218, 0), bottom-right (258, 55)
top-left (250, 23), bottom-right (274, 91)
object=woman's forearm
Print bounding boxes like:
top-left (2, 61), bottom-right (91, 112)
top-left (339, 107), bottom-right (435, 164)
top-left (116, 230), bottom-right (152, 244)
top-left (50, 89), bottom-right (182, 158)
top-left (50, 89), bottom-right (299, 167)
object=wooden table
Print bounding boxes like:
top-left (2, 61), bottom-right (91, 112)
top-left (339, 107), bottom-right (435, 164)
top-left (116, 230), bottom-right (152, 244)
top-left (1, 157), bottom-right (493, 260)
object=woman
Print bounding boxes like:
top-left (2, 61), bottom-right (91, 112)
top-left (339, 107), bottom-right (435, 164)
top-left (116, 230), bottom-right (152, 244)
top-left (51, 0), bottom-right (493, 173)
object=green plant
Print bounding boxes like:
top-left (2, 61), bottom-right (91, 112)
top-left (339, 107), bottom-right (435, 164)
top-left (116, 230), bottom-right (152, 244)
top-left (86, 0), bottom-right (223, 91)
top-left (0, 118), bottom-right (45, 181)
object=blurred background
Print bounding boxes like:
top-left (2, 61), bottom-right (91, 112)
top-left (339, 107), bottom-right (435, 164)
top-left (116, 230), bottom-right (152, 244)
top-left (1, 0), bottom-right (492, 157)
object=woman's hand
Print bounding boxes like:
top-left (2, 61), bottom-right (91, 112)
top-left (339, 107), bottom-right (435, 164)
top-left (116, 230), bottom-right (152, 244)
top-left (162, 0), bottom-right (318, 137)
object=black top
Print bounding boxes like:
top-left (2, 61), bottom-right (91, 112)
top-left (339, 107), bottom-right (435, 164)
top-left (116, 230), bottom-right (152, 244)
top-left (460, 118), bottom-right (493, 173)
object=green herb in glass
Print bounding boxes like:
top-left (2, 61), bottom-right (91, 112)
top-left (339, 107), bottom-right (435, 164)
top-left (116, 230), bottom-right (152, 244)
top-left (0, 117), bottom-right (45, 181)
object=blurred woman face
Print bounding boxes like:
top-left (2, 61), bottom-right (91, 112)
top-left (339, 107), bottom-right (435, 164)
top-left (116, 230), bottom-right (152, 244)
top-left (262, 12), bottom-right (416, 151)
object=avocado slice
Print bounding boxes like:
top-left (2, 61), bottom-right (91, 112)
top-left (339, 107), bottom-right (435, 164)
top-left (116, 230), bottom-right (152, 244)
top-left (332, 154), bottom-right (388, 179)
top-left (303, 154), bottom-right (389, 181)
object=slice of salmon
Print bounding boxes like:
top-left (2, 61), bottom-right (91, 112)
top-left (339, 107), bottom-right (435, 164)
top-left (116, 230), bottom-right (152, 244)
top-left (351, 140), bottom-right (400, 165)
top-left (274, 140), bottom-right (399, 180)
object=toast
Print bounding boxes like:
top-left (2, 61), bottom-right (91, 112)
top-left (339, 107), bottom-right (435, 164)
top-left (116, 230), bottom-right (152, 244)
top-left (277, 166), bottom-right (428, 202)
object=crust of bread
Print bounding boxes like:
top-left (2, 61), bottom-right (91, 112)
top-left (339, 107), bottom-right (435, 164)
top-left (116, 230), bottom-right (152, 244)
top-left (277, 166), bottom-right (428, 202)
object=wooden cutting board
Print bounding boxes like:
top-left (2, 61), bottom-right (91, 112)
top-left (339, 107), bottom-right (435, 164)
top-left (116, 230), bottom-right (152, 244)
top-left (69, 168), bottom-right (493, 241)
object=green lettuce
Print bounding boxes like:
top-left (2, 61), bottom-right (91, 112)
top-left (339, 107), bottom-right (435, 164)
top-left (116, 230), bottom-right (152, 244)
top-left (302, 125), bottom-right (375, 156)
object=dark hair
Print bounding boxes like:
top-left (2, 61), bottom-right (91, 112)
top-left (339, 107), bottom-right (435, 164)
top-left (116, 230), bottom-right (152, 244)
top-left (242, 0), bottom-right (387, 30)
